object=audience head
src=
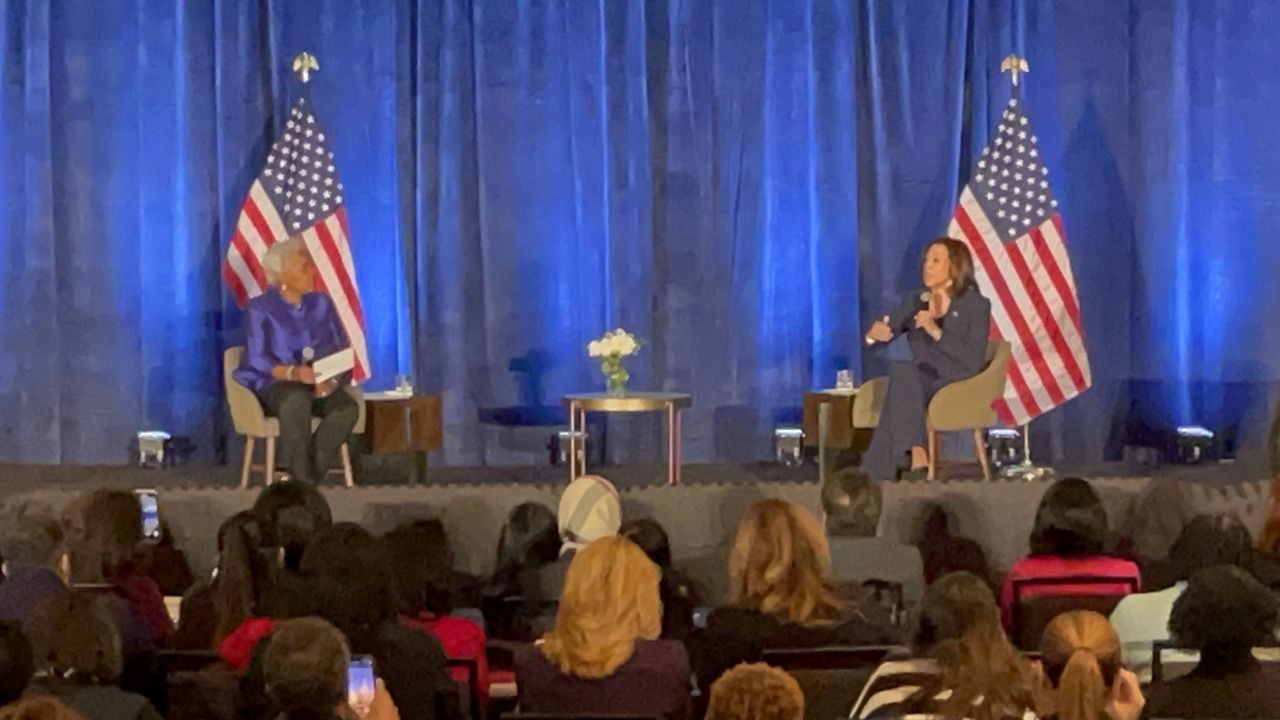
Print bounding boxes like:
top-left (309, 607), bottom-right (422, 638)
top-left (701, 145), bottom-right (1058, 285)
top-left (706, 662), bottom-right (804, 720)
top-left (383, 518), bottom-right (453, 617)
top-left (253, 481), bottom-right (332, 572)
top-left (1039, 611), bottom-right (1122, 720)
top-left (32, 592), bottom-right (122, 683)
top-left (0, 500), bottom-right (66, 578)
top-left (1168, 514), bottom-right (1253, 583)
top-left (1124, 477), bottom-right (1191, 562)
top-left (821, 468), bottom-right (882, 537)
top-left (212, 511), bottom-right (273, 645)
top-left (60, 489), bottom-right (142, 584)
top-left (909, 571), bottom-right (1032, 720)
top-left (729, 499), bottom-right (844, 624)
top-left (299, 523), bottom-right (400, 653)
top-left (540, 536), bottom-right (660, 679)
top-left (557, 475), bottom-right (621, 554)
top-left (0, 697), bottom-right (86, 720)
top-left (262, 617), bottom-right (349, 720)
top-left (1170, 564), bottom-right (1278, 661)
top-left (493, 502), bottom-right (560, 578)
top-left (0, 621), bottom-right (34, 705)
top-left (1030, 478), bottom-right (1108, 557)
top-left (619, 518), bottom-right (673, 569)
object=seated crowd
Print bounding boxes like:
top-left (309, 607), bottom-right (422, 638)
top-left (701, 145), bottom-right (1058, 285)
top-left (0, 471), bottom-right (1279, 720)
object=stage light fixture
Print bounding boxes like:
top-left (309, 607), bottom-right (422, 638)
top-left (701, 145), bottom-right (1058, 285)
top-left (987, 427), bottom-right (1024, 469)
top-left (135, 430), bottom-right (172, 468)
top-left (554, 430), bottom-right (588, 475)
top-left (774, 427), bottom-right (804, 466)
top-left (1175, 425), bottom-right (1214, 464)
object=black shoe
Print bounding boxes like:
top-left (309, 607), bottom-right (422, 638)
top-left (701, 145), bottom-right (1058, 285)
top-left (898, 467), bottom-right (929, 482)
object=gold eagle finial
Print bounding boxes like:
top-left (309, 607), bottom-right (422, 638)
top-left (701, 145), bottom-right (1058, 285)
top-left (292, 52), bottom-right (319, 84)
top-left (1001, 55), bottom-right (1029, 87)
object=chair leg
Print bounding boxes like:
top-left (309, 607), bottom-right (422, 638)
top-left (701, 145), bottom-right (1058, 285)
top-left (927, 430), bottom-right (939, 482)
top-left (340, 443), bottom-right (354, 488)
top-left (263, 437), bottom-right (276, 486)
top-left (240, 437), bottom-right (255, 489)
top-left (974, 429), bottom-right (992, 481)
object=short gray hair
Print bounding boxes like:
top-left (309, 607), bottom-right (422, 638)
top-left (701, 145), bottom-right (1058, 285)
top-left (821, 468), bottom-right (882, 537)
top-left (0, 499), bottom-right (64, 570)
top-left (262, 237), bottom-right (308, 287)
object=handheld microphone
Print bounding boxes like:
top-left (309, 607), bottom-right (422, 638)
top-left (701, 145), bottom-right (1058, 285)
top-left (301, 347), bottom-right (316, 366)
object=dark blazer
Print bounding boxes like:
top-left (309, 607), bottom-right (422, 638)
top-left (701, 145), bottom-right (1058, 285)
top-left (886, 287), bottom-right (991, 393)
top-left (515, 640), bottom-right (691, 720)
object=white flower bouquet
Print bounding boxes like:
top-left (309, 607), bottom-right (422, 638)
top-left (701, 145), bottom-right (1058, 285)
top-left (587, 328), bottom-right (641, 395)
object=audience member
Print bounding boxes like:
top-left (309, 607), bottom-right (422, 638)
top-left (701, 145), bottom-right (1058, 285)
top-left (136, 523), bottom-right (194, 597)
top-left (0, 621), bottom-right (35, 706)
top-left (915, 503), bottom-right (990, 586)
top-left (481, 502), bottom-right (560, 639)
top-left (821, 468), bottom-right (926, 603)
top-left (690, 499), bottom-right (897, 707)
top-left (1000, 478), bottom-right (1140, 631)
top-left (173, 511), bottom-right (273, 650)
top-left (26, 593), bottom-right (161, 720)
top-left (705, 662), bottom-right (803, 720)
top-left (1109, 514), bottom-right (1253, 682)
top-left (0, 502), bottom-right (68, 634)
top-left (1037, 611), bottom-right (1144, 720)
top-left (1116, 477), bottom-right (1191, 589)
top-left (851, 571), bottom-right (1035, 720)
top-left (384, 519), bottom-right (489, 702)
top-left (1145, 564), bottom-right (1280, 719)
top-left (514, 536), bottom-right (690, 720)
top-left (520, 475), bottom-right (621, 610)
top-left (262, 617), bottom-right (398, 720)
top-left (251, 480), bottom-right (332, 573)
top-left (295, 524), bottom-right (457, 720)
top-left (620, 518), bottom-right (702, 640)
top-left (58, 490), bottom-right (172, 647)
top-left (0, 697), bottom-right (86, 720)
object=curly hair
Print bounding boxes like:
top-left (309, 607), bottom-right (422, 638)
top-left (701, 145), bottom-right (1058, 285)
top-left (706, 663), bottom-right (804, 720)
top-left (539, 536), bottom-right (661, 678)
top-left (729, 499), bottom-right (846, 624)
top-left (1170, 564), bottom-right (1278, 655)
top-left (1168, 515), bottom-right (1253, 583)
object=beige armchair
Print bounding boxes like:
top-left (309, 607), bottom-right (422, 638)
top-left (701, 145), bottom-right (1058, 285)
top-left (925, 340), bottom-right (1012, 481)
top-left (223, 346), bottom-right (365, 488)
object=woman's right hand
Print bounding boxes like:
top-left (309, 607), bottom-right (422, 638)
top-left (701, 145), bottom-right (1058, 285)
top-left (866, 316), bottom-right (894, 343)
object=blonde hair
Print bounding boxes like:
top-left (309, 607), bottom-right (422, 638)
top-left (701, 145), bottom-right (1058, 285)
top-left (262, 237), bottom-right (309, 286)
top-left (0, 696), bottom-right (87, 720)
top-left (1039, 611), bottom-right (1122, 720)
top-left (706, 662), bottom-right (804, 720)
top-left (729, 499), bottom-right (845, 624)
top-left (539, 536), bottom-right (661, 678)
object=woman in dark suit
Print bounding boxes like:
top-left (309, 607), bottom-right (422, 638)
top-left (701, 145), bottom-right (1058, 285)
top-left (862, 237), bottom-right (991, 480)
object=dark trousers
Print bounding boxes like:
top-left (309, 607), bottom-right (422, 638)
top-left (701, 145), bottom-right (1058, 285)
top-left (261, 381), bottom-right (359, 484)
top-left (862, 359), bottom-right (948, 481)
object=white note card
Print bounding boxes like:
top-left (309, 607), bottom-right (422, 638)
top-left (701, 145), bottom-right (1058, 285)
top-left (313, 348), bottom-right (355, 383)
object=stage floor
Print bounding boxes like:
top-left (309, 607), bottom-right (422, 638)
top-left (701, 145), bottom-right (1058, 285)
top-left (0, 458), bottom-right (1269, 604)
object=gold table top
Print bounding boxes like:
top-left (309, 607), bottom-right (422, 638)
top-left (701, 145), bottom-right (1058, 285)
top-left (562, 392), bottom-right (692, 413)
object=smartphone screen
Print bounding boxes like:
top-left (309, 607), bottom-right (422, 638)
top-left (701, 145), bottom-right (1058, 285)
top-left (348, 656), bottom-right (376, 715)
top-left (135, 489), bottom-right (161, 542)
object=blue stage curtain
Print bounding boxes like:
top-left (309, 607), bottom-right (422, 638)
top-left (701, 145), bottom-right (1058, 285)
top-left (0, 0), bottom-right (1271, 465)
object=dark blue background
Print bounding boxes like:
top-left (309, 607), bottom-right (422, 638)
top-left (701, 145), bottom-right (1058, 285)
top-left (0, 0), bottom-right (1272, 467)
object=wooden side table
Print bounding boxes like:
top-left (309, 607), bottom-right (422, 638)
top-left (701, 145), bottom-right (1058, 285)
top-left (803, 390), bottom-right (857, 448)
top-left (363, 393), bottom-right (443, 483)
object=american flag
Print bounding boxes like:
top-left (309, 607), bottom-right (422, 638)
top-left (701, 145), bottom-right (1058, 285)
top-left (947, 96), bottom-right (1090, 426)
top-left (222, 97), bottom-right (370, 382)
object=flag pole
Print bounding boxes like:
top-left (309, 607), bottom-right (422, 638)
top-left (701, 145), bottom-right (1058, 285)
top-left (994, 54), bottom-right (1055, 483)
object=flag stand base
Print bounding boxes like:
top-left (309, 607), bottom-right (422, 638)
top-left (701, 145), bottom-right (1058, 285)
top-left (998, 461), bottom-right (1056, 482)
